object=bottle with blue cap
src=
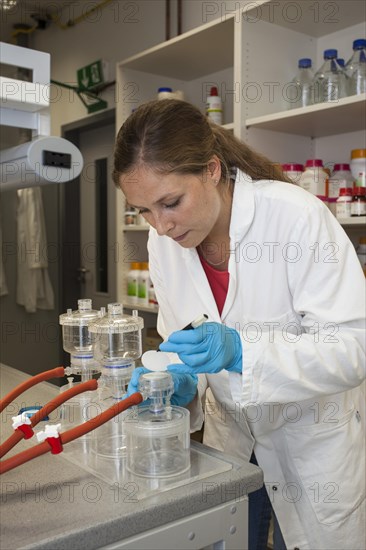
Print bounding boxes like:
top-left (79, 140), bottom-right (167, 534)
top-left (287, 58), bottom-right (314, 109)
top-left (157, 87), bottom-right (174, 100)
top-left (313, 49), bottom-right (349, 103)
top-left (345, 39), bottom-right (366, 95)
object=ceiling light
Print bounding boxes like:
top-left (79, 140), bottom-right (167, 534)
top-left (0, 0), bottom-right (18, 10)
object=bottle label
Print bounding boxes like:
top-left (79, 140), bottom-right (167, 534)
top-left (351, 200), bottom-right (366, 216)
top-left (336, 201), bottom-right (352, 219)
top-left (300, 169), bottom-right (327, 196)
top-left (207, 110), bottom-right (223, 125)
top-left (328, 178), bottom-right (352, 199)
top-left (138, 284), bottom-right (147, 299)
top-left (138, 276), bottom-right (149, 300)
top-left (355, 172), bottom-right (366, 187)
top-left (206, 100), bottom-right (221, 110)
top-left (127, 278), bottom-right (138, 297)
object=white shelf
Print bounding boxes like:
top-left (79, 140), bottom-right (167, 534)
top-left (0, 77), bottom-right (49, 112)
top-left (222, 122), bottom-right (234, 131)
top-left (117, 16), bottom-right (234, 80)
top-left (248, 0), bottom-right (364, 38)
top-left (123, 225), bottom-right (150, 231)
top-left (246, 94), bottom-right (366, 137)
top-left (340, 217), bottom-right (366, 227)
top-left (122, 298), bottom-right (158, 314)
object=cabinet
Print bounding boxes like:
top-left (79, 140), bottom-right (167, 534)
top-left (115, 0), bottom-right (366, 320)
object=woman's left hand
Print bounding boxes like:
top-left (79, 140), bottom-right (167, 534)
top-left (160, 322), bottom-right (242, 375)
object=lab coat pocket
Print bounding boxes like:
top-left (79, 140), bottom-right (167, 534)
top-left (284, 407), bottom-right (365, 525)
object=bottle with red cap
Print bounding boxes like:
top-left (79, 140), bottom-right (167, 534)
top-left (299, 159), bottom-right (328, 200)
top-left (206, 86), bottom-right (223, 125)
top-left (282, 163), bottom-right (304, 184)
top-left (328, 163), bottom-right (354, 215)
top-left (336, 188), bottom-right (353, 219)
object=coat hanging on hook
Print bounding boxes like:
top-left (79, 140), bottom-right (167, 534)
top-left (16, 187), bottom-right (54, 313)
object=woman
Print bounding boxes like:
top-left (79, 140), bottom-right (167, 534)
top-left (113, 99), bottom-right (365, 549)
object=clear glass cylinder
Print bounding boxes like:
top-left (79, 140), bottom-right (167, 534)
top-left (123, 405), bottom-right (190, 478)
top-left (89, 304), bottom-right (144, 367)
top-left (58, 377), bottom-right (100, 456)
top-left (59, 299), bottom-right (101, 353)
top-left (92, 397), bottom-right (126, 458)
top-left (59, 299), bottom-right (104, 378)
top-left (92, 360), bottom-right (135, 458)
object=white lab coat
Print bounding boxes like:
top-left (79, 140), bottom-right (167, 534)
top-left (17, 187), bottom-right (54, 313)
top-left (148, 169), bottom-right (366, 550)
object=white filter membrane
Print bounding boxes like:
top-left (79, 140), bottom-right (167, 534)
top-left (141, 350), bottom-right (181, 371)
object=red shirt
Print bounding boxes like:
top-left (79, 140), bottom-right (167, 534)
top-left (199, 256), bottom-right (229, 316)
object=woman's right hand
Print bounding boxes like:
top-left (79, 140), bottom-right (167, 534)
top-left (126, 366), bottom-right (198, 407)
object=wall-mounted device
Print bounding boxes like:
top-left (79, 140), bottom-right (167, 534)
top-left (0, 41), bottom-right (83, 191)
top-left (1, 136), bottom-right (83, 191)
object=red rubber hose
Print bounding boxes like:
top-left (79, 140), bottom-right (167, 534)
top-left (0, 392), bottom-right (143, 475)
top-left (0, 379), bottom-right (98, 459)
top-left (0, 367), bottom-right (65, 414)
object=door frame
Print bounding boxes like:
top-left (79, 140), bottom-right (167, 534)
top-left (59, 108), bottom-right (116, 324)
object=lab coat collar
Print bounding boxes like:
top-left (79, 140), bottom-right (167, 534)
top-left (181, 169), bottom-right (255, 321)
top-left (229, 169), bottom-right (255, 241)
top-left (182, 168), bottom-right (255, 263)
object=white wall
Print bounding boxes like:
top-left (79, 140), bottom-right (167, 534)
top-left (28, 0), bottom-right (167, 133)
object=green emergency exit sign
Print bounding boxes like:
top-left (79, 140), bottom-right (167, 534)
top-left (77, 60), bottom-right (108, 91)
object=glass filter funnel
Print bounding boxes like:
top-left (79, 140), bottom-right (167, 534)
top-left (88, 303), bottom-right (144, 458)
top-left (59, 298), bottom-right (104, 380)
top-left (88, 303), bottom-right (144, 370)
top-left (123, 372), bottom-right (191, 478)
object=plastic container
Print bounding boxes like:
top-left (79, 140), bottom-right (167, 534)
top-left (287, 58), bottom-right (314, 109)
top-left (148, 283), bottom-right (158, 305)
top-left (351, 187), bottom-right (366, 216)
top-left (124, 210), bottom-right (136, 225)
top-left (206, 86), bottom-right (223, 125)
top-left (157, 87), bottom-right (174, 100)
top-left (299, 159), bottom-right (328, 199)
top-left (313, 49), bottom-right (349, 103)
top-left (127, 262), bottom-right (141, 304)
top-left (87, 304), bottom-right (143, 459)
top-left (336, 188), bottom-right (353, 219)
top-left (328, 163), bottom-right (354, 215)
top-left (123, 372), bottom-right (190, 478)
top-left (138, 262), bottom-right (150, 305)
top-left (282, 163), bottom-right (304, 184)
top-left (92, 360), bottom-right (135, 458)
top-left (345, 39), bottom-right (366, 95)
top-left (157, 88), bottom-right (184, 101)
top-left (59, 299), bottom-right (103, 378)
top-left (59, 376), bottom-right (99, 442)
top-left (350, 149), bottom-right (366, 188)
top-left (88, 303), bottom-right (144, 367)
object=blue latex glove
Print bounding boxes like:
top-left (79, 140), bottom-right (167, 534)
top-left (125, 366), bottom-right (198, 407)
top-left (160, 322), bottom-right (242, 375)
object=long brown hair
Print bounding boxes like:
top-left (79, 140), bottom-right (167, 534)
top-left (113, 99), bottom-right (290, 185)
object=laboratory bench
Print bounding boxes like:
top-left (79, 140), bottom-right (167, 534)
top-left (0, 364), bottom-right (263, 550)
